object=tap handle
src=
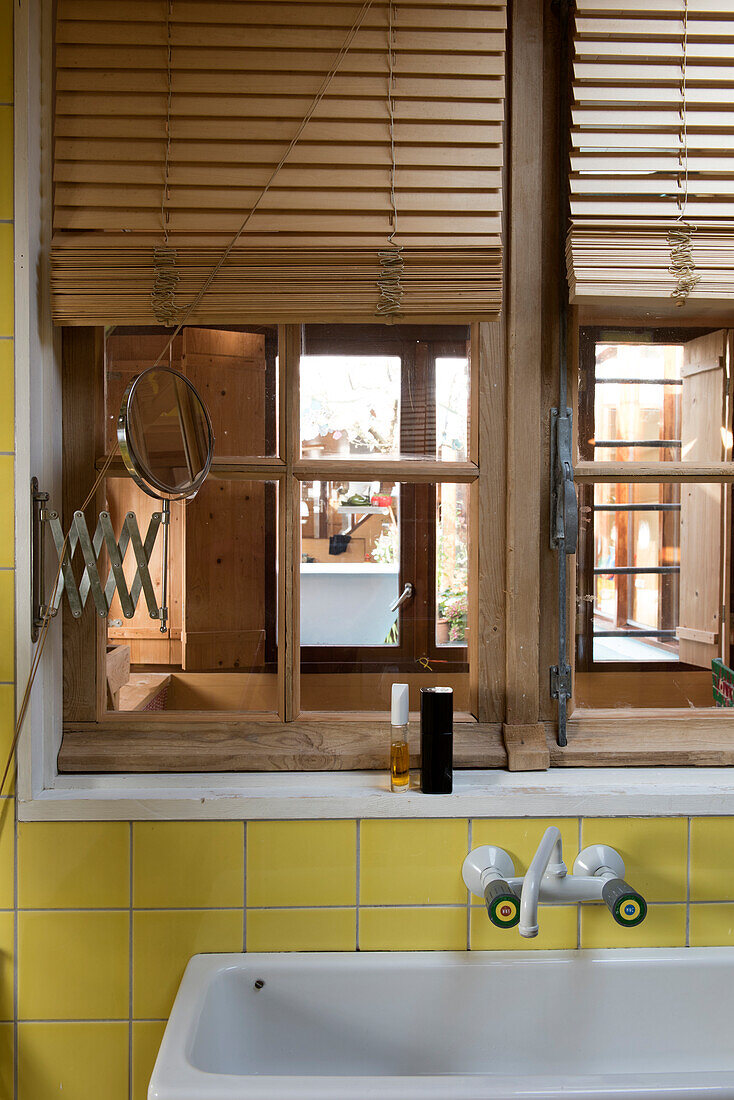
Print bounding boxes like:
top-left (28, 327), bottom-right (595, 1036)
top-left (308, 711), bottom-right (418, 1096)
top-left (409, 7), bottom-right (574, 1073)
top-left (602, 878), bottom-right (647, 927)
top-left (484, 880), bottom-right (520, 928)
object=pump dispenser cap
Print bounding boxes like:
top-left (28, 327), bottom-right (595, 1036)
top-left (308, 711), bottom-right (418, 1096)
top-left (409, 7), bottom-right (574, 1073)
top-left (391, 683), bottom-right (409, 726)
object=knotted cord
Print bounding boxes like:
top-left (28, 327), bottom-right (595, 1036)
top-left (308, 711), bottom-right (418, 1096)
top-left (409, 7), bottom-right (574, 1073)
top-left (667, 0), bottom-right (699, 306)
top-left (377, 0), bottom-right (404, 316)
top-left (151, 0), bottom-right (182, 325)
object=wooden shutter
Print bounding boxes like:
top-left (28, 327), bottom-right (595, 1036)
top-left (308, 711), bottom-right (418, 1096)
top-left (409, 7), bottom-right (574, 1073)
top-left (677, 330), bottom-right (732, 668)
top-left (567, 0), bottom-right (734, 304)
top-left (51, 0), bottom-right (506, 325)
top-left (180, 329), bottom-right (269, 671)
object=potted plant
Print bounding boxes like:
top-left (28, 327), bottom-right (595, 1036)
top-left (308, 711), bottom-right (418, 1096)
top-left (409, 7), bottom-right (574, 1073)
top-left (438, 590), bottom-right (468, 645)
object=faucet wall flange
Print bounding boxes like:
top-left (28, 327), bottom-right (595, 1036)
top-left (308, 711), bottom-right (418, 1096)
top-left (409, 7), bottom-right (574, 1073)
top-left (573, 844), bottom-right (625, 881)
top-left (462, 846), bottom-right (515, 897)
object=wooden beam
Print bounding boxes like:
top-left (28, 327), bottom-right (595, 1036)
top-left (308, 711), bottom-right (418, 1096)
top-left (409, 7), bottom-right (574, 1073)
top-left (553, 711), bottom-right (734, 767)
top-left (471, 321), bottom-right (506, 723)
top-left (293, 458), bottom-right (479, 483)
top-left (503, 722), bottom-right (550, 771)
top-left (504, 0), bottom-right (544, 739)
top-left (58, 720), bottom-right (506, 773)
top-left (576, 461), bottom-right (734, 483)
top-left (62, 327), bottom-right (106, 723)
top-left (280, 324), bottom-right (302, 721)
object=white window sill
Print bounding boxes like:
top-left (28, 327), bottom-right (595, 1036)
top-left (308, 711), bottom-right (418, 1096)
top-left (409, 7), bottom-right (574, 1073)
top-left (17, 767), bottom-right (734, 820)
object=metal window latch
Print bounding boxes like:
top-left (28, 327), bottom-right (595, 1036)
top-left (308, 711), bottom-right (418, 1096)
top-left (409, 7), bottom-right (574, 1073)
top-left (549, 409), bottom-right (578, 748)
top-left (389, 582), bottom-right (414, 613)
top-left (30, 478), bottom-right (163, 640)
top-left (550, 408), bottom-right (578, 555)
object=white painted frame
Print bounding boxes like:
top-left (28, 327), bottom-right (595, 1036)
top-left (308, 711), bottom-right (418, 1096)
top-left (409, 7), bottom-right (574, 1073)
top-left (15, 0), bottom-right (734, 821)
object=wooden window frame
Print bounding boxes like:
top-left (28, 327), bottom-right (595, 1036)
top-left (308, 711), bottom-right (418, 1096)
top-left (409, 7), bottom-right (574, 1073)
top-left (58, 322), bottom-right (504, 773)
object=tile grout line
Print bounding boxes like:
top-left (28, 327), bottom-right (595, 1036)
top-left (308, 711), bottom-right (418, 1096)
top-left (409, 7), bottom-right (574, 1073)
top-left (577, 817), bottom-right (583, 950)
top-left (355, 820), bottom-right (361, 951)
top-left (466, 818), bottom-right (472, 951)
top-left (686, 817), bottom-right (691, 948)
top-left (128, 822), bottom-right (133, 1100)
top-left (242, 821), bottom-right (247, 953)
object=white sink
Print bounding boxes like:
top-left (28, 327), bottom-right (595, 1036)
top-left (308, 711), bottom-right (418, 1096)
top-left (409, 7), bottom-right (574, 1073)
top-left (149, 948), bottom-right (734, 1099)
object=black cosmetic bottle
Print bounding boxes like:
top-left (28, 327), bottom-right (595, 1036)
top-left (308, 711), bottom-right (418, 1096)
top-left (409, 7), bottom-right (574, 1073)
top-left (420, 686), bottom-right (453, 794)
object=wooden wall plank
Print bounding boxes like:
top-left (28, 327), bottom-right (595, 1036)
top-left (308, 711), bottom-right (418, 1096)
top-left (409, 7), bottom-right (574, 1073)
top-left (503, 0), bottom-right (545, 761)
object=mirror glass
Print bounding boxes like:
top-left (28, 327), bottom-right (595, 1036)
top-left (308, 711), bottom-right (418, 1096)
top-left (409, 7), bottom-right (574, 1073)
top-left (118, 366), bottom-right (214, 500)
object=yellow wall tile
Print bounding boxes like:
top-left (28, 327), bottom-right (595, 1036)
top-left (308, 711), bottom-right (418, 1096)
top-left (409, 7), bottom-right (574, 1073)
top-left (581, 817), bottom-right (687, 902)
top-left (0, 0), bottom-right (11, 103)
top-left (18, 911), bottom-right (129, 1019)
top-left (580, 903), bottom-right (686, 949)
top-left (0, 109), bottom-right (11, 221)
top-left (133, 908), bottom-right (242, 1019)
top-left (18, 1022), bottom-right (128, 1100)
top-left (0, 341), bottom-right (12, 453)
top-left (0, 570), bottom-right (13, 682)
top-left (690, 903), bottom-right (734, 946)
top-left (0, 798), bottom-right (13, 909)
top-left (19, 822), bottom-right (129, 909)
top-left (134, 821), bottom-right (243, 908)
top-left (471, 818), bottom-right (578, 891)
top-left (0, 685), bottom-right (13, 766)
top-left (0, 225), bottom-right (13, 337)
top-left (0, 1022), bottom-right (12, 1100)
top-left (690, 818), bottom-right (734, 900)
top-left (247, 907), bottom-right (356, 952)
top-left (247, 820), bottom-right (356, 908)
top-left (360, 906), bottom-right (467, 951)
top-left (360, 819), bottom-right (467, 905)
top-left (470, 904), bottom-right (577, 951)
top-left (0, 911), bottom-right (13, 1022)
top-left (132, 1021), bottom-right (166, 1100)
top-left (0, 457), bottom-right (12, 568)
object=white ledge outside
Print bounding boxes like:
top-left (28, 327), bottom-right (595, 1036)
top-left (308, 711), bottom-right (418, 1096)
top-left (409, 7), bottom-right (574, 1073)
top-left (16, 767), bottom-right (734, 821)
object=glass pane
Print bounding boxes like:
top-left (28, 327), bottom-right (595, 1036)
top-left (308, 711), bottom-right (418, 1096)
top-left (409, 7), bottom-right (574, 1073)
top-left (106, 326), bottom-right (278, 458)
top-left (436, 482), bottom-right (470, 646)
top-left (591, 343), bottom-right (683, 463)
top-left (436, 357), bottom-right (470, 461)
top-left (300, 481), bottom-right (472, 713)
top-left (300, 480), bottom-right (400, 646)
top-left (105, 478), bottom-right (278, 712)
top-left (591, 482), bottom-right (680, 663)
top-left (300, 356), bottom-right (400, 458)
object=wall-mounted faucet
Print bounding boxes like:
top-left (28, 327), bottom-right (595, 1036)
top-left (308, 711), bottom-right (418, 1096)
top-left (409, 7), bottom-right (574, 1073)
top-left (462, 826), bottom-right (647, 938)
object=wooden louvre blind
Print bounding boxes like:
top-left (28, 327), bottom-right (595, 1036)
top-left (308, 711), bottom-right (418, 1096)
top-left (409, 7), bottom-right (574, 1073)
top-left (567, 0), bottom-right (734, 305)
top-left (51, 0), bottom-right (506, 325)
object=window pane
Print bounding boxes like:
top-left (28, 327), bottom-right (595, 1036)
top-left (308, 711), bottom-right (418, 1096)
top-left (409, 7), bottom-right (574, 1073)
top-left (300, 480), bottom-right (400, 646)
top-left (105, 478), bottom-right (278, 713)
top-left (436, 357), bottom-right (470, 461)
top-left (300, 325), bottom-right (471, 461)
top-left (300, 356), bottom-right (401, 458)
top-left (106, 326), bottom-right (278, 458)
top-left (300, 480), bottom-right (471, 712)
top-left (436, 482), bottom-right (470, 646)
top-left (589, 343), bottom-right (683, 463)
top-left (585, 340), bottom-right (732, 467)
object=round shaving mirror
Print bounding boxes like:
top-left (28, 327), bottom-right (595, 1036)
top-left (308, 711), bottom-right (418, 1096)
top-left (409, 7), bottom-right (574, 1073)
top-left (117, 366), bottom-right (214, 501)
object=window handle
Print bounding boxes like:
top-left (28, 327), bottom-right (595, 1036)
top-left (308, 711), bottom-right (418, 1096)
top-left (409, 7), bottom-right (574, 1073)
top-left (390, 582), bottom-right (414, 613)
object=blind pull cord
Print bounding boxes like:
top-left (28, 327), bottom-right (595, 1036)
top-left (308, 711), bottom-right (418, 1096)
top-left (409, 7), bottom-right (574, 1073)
top-left (377, 0), bottom-right (404, 318)
top-left (667, 0), bottom-right (699, 306)
top-left (152, 0), bottom-right (181, 326)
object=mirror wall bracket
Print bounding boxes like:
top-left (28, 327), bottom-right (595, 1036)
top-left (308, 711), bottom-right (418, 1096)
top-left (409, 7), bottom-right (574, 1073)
top-left (30, 477), bottom-right (164, 638)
